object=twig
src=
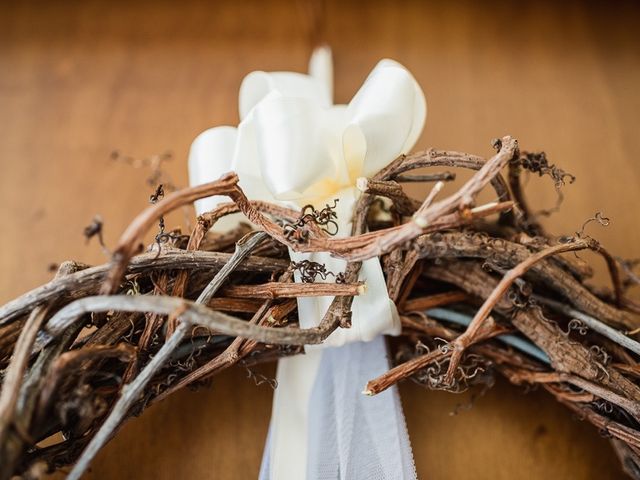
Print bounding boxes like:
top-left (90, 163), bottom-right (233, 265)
top-left (534, 295), bottom-right (640, 356)
top-left (510, 370), bottom-right (640, 420)
top-left (393, 172), bottom-right (456, 183)
top-left (0, 307), bottom-right (47, 449)
top-left (400, 291), bottom-right (469, 313)
top-left (222, 281), bottom-right (364, 299)
top-left (197, 232), bottom-right (269, 304)
top-left (364, 347), bottom-right (450, 396)
top-left (43, 295), bottom-right (351, 348)
top-left (355, 177), bottom-right (422, 214)
top-left (442, 239), bottom-right (591, 384)
top-left (206, 297), bottom-right (264, 313)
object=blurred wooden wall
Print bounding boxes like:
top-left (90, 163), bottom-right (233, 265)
top-left (1, 0), bottom-right (639, 478)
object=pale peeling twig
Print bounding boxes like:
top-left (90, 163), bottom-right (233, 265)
top-left (534, 295), bottom-right (640, 356)
top-left (44, 282), bottom-right (349, 348)
top-left (197, 232), bottom-right (269, 304)
top-left (38, 292), bottom-right (353, 347)
top-left (514, 370), bottom-right (640, 420)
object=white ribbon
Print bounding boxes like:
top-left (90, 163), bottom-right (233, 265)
top-left (189, 47), bottom-right (425, 479)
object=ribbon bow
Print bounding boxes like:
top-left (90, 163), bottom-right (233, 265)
top-left (189, 47), bottom-right (425, 480)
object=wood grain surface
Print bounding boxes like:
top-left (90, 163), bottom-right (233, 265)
top-left (1, 0), bottom-right (639, 478)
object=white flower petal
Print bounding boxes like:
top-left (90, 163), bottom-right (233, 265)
top-left (322, 105), bottom-right (352, 187)
top-left (231, 114), bottom-right (278, 203)
top-left (239, 71), bottom-right (331, 121)
top-left (250, 94), bottom-right (337, 200)
top-left (308, 45), bottom-right (333, 101)
top-left (346, 60), bottom-right (427, 177)
top-left (342, 123), bottom-right (367, 184)
top-left (188, 126), bottom-right (237, 215)
top-left (377, 59), bottom-right (427, 153)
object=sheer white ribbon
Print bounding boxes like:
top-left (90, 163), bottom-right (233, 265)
top-left (189, 47), bottom-right (425, 479)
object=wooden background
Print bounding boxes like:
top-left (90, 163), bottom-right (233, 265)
top-left (1, 0), bottom-right (639, 478)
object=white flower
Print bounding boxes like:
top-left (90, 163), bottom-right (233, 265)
top-left (190, 47), bottom-right (425, 210)
top-left (189, 47), bottom-right (426, 346)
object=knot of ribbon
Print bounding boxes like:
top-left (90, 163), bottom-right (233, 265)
top-left (189, 47), bottom-right (425, 480)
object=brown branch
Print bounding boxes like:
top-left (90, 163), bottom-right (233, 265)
top-left (442, 239), bottom-right (592, 384)
top-left (545, 384), bottom-right (640, 450)
top-left (506, 370), bottom-right (640, 420)
top-left (222, 281), bottom-right (365, 299)
top-left (365, 311), bottom-right (507, 396)
top-left (356, 177), bottom-right (422, 215)
top-left (400, 291), bottom-right (469, 313)
top-left (393, 172), bottom-right (456, 183)
top-left (0, 307), bottom-right (47, 450)
top-left (206, 297), bottom-right (264, 313)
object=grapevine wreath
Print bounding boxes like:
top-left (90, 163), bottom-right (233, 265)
top-left (2, 49), bottom-right (640, 479)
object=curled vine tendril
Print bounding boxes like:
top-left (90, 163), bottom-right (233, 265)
top-left (563, 319), bottom-right (589, 336)
top-left (149, 184), bottom-right (189, 256)
top-left (243, 363), bottom-right (278, 389)
top-left (289, 260), bottom-right (346, 284)
top-left (283, 199), bottom-right (340, 242)
top-left (577, 211), bottom-right (610, 238)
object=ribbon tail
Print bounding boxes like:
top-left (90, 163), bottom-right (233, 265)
top-left (260, 337), bottom-right (416, 480)
top-left (306, 337), bottom-right (417, 480)
top-left (258, 426), bottom-right (270, 480)
top-left (261, 350), bottom-right (323, 479)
